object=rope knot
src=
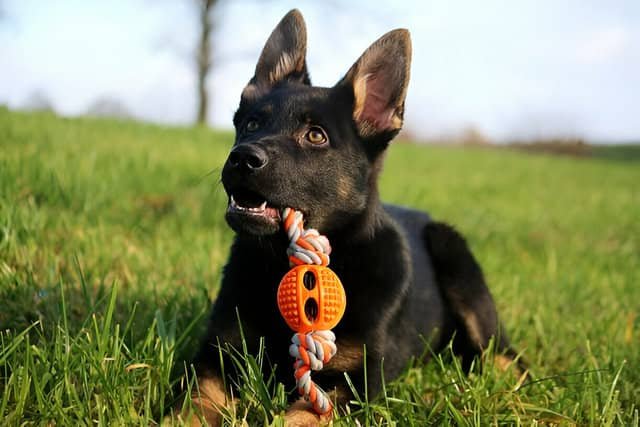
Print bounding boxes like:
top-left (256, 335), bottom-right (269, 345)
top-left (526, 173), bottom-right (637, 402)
top-left (288, 331), bottom-right (337, 414)
top-left (283, 207), bottom-right (331, 267)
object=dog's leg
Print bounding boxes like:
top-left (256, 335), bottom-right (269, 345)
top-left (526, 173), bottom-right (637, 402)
top-left (179, 375), bottom-right (228, 427)
top-left (284, 400), bottom-right (320, 427)
top-left (424, 222), bottom-right (523, 373)
top-left (284, 399), bottom-right (336, 427)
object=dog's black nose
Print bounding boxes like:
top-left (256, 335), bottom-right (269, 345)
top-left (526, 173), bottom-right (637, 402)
top-left (227, 144), bottom-right (268, 171)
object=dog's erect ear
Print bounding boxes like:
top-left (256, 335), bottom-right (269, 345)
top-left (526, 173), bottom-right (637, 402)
top-left (338, 29), bottom-right (411, 139)
top-left (242, 9), bottom-right (310, 101)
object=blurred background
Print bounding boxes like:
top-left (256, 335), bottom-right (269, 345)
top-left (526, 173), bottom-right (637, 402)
top-left (1, 0), bottom-right (639, 144)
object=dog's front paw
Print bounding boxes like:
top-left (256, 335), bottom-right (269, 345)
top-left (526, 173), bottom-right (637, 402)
top-left (172, 376), bottom-right (230, 426)
top-left (284, 400), bottom-right (332, 427)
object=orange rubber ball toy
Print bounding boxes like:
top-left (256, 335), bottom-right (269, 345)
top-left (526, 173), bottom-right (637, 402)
top-left (277, 265), bottom-right (346, 333)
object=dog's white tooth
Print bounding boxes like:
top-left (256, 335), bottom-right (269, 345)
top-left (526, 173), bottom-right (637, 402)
top-left (259, 201), bottom-right (267, 210)
top-left (230, 195), bottom-right (247, 211)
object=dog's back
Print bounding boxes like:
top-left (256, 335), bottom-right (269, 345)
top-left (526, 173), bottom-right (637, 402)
top-left (384, 204), bottom-right (449, 345)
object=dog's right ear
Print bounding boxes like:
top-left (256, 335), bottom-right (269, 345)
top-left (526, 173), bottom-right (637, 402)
top-left (241, 9), bottom-right (310, 101)
top-left (337, 29), bottom-right (412, 141)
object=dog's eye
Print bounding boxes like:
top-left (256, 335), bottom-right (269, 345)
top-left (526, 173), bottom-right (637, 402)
top-left (305, 127), bottom-right (328, 145)
top-left (245, 120), bottom-right (259, 133)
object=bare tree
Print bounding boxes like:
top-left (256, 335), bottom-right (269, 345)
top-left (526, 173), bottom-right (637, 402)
top-left (86, 96), bottom-right (133, 120)
top-left (189, 0), bottom-right (382, 127)
top-left (195, 0), bottom-right (217, 125)
top-left (23, 90), bottom-right (55, 113)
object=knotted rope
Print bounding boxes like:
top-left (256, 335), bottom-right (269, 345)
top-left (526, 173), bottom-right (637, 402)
top-left (283, 207), bottom-right (331, 267)
top-left (289, 331), bottom-right (337, 414)
top-left (280, 207), bottom-right (340, 415)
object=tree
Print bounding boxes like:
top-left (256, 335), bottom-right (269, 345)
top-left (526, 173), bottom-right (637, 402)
top-left (189, 1), bottom-right (380, 127)
top-left (459, 125), bottom-right (491, 146)
top-left (195, 0), bottom-right (217, 125)
top-left (23, 90), bottom-right (55, 113)
top-left (86, 96), bottom-right (133, 119)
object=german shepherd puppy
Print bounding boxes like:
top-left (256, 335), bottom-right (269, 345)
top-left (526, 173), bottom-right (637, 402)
top-left (189, 9), bottom-right (517, 426)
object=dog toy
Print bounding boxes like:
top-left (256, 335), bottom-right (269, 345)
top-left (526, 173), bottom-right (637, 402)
top-left (277, 208), bottom-right (346, 415)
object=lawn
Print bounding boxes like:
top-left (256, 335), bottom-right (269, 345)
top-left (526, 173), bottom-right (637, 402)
top-left (1, 107), bottom-right (638, 425)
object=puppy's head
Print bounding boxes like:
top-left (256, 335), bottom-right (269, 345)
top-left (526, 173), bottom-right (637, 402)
top-left (222, 9), bottom-right (411, 236)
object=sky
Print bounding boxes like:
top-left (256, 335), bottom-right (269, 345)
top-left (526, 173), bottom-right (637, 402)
top-left (1, 0), bottom-right (639, 142)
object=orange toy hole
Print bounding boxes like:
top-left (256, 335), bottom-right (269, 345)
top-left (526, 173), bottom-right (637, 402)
top-left (277, 265), bottom-right (346, 333)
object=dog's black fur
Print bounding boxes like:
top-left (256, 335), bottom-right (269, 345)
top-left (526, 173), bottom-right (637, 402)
top-left (192, 9), bottom-right (515, 421)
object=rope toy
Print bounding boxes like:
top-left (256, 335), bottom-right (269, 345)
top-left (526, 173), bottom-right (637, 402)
top-left (276, 208), bottom-right (346, 415)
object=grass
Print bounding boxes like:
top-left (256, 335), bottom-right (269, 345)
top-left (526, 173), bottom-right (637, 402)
top-left (1, 106), bottom-right (638, 425)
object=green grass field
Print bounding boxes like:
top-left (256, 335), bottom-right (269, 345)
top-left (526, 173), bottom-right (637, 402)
top-left (1, 107), bottom-right (638, 425)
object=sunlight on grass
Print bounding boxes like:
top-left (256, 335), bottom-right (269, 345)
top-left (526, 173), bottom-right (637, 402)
top-left (1, 108), bottom-right (638, 425)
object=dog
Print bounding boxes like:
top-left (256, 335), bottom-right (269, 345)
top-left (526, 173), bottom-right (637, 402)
top-left (187, 9), bottom-right (518, 426)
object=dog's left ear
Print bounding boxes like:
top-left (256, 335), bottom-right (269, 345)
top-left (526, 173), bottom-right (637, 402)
top-left (337, 29), bottom-right (412, 140)
top-left (242, 9), bottom-right (310, 101)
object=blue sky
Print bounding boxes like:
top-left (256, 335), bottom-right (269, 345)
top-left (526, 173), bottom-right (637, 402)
top-left (1, 0), bottom-right (638, 142)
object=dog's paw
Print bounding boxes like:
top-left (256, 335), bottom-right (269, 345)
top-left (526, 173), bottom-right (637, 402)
top-left (184, 399), bottom-right (223, 427)
top-left (171, 376), bottom-right (229, 426)
top-left (284, 400), bottom-right (332, 427)
top-left (168, 399), bottom-right (221, 427)
top-left (493, 354), bottom-right (530, 388)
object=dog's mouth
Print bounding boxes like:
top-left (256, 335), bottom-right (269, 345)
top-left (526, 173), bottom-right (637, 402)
top-left (227, 188), bottom-right (281, 222)
top-left (225, 187), bottom-right (310, 236)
